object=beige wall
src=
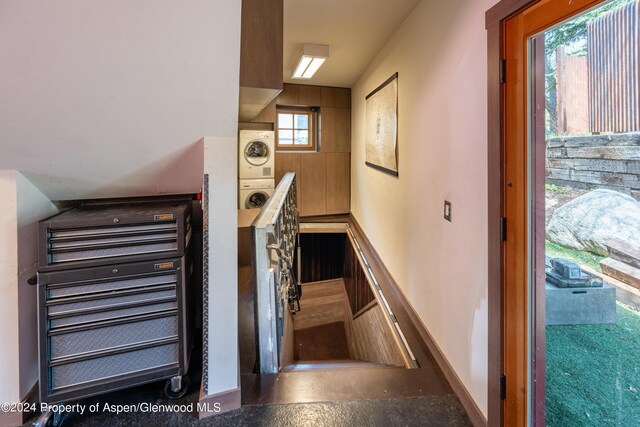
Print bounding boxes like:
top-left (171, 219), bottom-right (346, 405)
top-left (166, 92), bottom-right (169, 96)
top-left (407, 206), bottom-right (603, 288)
top-left (0, 0), bottom-right (242, 404)
top-left (0, 171), bottom-right (57, 405)
top-left (0, 0), bottom-right (239, 200)
top-left (16, 174), bottom-right (58, 398)
top-left (351, 0), bottom-right (498, 417)
top-left (203, 137), bottom-right (239, 396)
top-left (0, 172), bottom-right (20, 404)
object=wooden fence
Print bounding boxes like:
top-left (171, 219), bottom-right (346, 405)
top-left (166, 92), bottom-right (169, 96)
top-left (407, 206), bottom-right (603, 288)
top-left (555, 1), bottom-right (640, 134)
top-left (587, 1), bottom-right (640, 133)
top-left (556, 46), bottom-right (589, 134)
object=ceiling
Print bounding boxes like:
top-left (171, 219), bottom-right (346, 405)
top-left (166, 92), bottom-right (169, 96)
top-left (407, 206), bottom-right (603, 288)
top-left (283, 0), bottom-right (421, 88)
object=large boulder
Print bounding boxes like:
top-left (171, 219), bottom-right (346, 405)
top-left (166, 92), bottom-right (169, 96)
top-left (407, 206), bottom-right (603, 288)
top-left (546, 189), bottom-right (640, 256)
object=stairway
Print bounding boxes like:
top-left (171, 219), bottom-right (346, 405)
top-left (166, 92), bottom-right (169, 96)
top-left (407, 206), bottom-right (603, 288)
top-left (283, 359), bottom-right (398, 372)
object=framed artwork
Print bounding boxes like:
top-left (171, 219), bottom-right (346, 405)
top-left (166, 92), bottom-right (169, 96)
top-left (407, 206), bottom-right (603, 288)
top-left (365, 72), bottom-right (398, 176)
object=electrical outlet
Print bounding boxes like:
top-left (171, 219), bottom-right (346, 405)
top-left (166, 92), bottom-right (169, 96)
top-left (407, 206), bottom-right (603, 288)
top-left (444, 200), bottom-right (452, 222)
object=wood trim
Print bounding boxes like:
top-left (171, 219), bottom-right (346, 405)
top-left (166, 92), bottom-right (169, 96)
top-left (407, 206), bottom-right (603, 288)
top-left (486, 0), bottom-right (541, 28)
top-left (531, 34), bottom-right (547, 427)
top-left (352, 299), bottom-right (378, 320)
top-left (503, 13), bottom-right (529, 426)
top-left (347, 215), bottom-right (486, 426)
top-left (342, 281), bottom-right (353, 347)
top-left (0, 381), bottom-right (40, 426)
top-left (198, 385), bottom-right (241, 419)
top-left (486, 19), bottom-right (504, 427)
top-left (299, 222), bottom-right (348, 233)
top-left (402, 315), bottom-right (487, 427)
top-left (0, 381), bottom-right (40, 427)
top-left (21, 381), bottom-right (39, 424)
top-left (487, 1), bottom-right (606, 426)
top-left (275, 106), bottom-right (317, 152)
top-left (344, 230), bottom-right (411, 368)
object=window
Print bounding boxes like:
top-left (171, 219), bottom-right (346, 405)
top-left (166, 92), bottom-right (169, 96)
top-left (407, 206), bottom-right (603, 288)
top-left (276, 107), bottom-right (317, 151)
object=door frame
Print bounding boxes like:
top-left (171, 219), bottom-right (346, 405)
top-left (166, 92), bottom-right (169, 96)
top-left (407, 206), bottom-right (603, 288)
top-left (485, 0), bottom-right (605, 426)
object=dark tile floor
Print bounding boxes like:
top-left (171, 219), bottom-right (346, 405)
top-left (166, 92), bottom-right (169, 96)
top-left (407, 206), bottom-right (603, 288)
top-left (24, 379), bottom-right (472, 427)
top-left (23, 248), bottom-right (474, 426)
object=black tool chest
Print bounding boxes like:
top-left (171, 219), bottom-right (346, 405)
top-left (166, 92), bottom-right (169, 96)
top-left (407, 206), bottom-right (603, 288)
top-left (36, 201), bottom-right (194, 407)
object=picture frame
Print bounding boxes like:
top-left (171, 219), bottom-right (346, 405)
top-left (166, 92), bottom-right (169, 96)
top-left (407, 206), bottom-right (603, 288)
top-left (365, 72), bottom-right (399, 177)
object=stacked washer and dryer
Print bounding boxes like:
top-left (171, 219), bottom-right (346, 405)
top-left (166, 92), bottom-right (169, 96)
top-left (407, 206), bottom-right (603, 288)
top-left (238, 130), bottom-right (276, 210)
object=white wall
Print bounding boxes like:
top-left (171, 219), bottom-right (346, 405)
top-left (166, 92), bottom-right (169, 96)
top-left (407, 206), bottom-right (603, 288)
top-left (16, 174), bottom-right (58, 398)
top-left (351, 0), bottom-right (498, 417)
top-left (0, 0), bottom-right (241, 200)
top-left (203, 137), bottom-right (239, 396)
top-left (0, 171), bottom-right (57, 404)
top-left (0, 0), bottom-right (242, 403)
top-left (0, 172), bottom-right (20, 404)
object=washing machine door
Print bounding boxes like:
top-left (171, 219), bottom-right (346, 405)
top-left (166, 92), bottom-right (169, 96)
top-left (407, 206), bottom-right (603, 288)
top-left (246, 190), bottom-right (270, 209)
top-left (244, 139), bottom-right (270, 166)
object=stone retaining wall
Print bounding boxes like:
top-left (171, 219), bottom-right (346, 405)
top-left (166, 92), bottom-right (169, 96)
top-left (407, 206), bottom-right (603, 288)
top-left (547, 133), bottom-right (640, 200)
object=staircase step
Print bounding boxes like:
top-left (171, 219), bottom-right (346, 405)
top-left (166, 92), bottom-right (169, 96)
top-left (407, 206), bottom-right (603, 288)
top-left (606, 240), bottom-right (640, 269)
top-left (283, 359), bottom-right (397, 372)
top-left (600, 257), bottom-right (640, 289)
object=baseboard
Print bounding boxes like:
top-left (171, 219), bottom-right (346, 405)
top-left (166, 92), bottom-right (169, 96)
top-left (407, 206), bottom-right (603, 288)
top-left (348, 215), bottom-right (487, 427)
top-left (198, 385), bottom-right (241, 419)
top-left (21, 381), bottom-right (39, 424)
top-left (403, 305), bottom-right (488, 427)
top-left (0, 381), bottom-right (39, 427)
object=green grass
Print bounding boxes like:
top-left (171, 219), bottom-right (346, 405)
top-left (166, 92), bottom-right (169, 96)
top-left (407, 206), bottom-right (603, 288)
top-left (546, 240), bottom-right (605, 273)
top-left (545, 183), bottom-right (571, 193)
top-left (546, 303), bottom-right (640, 426)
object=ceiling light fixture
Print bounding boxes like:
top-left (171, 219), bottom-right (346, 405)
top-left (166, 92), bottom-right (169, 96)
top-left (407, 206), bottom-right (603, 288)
top-left (291, 44), bottom-right (329, 79)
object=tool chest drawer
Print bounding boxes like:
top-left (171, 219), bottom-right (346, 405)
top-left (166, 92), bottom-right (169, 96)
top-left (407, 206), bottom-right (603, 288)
top-left (45, 273), bottom-right (179, 328)
top-left (38, 253), bottom-right (192, 404)
top-left (47, 272), bottom-right (178, 299)
top-left (49, 314), bottom-right (179, 359)
top-left (50, 343), bottom-right (179, 391)
top-left (48, 299), bottom-right (178, 328)
top-left (39, 202), bottom-right (192, 272)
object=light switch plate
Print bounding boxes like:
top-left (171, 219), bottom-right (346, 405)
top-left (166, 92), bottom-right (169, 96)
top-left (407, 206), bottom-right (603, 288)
top-left (444, 200), bottom-right (452, 222)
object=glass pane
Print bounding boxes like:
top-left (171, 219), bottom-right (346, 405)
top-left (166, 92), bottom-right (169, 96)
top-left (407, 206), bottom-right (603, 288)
top-left (295, 114), bottom-right (309, 130)
top-left (294, 130), bottom-right (308, 145)
top-left (278, 113), bottom-right (293, 129)
top-left (278, 129), bottom-right (293, 145)
top-left (530, 1), bottom-right (640, 425)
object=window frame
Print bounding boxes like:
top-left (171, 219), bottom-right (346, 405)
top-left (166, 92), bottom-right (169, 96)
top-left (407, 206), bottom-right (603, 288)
top-left (275, 106), bottom-right (318, 151)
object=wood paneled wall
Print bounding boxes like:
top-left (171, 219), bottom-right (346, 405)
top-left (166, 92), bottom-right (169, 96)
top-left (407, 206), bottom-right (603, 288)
top-left (238, 0), bottom-right (283, 121)
top-left (344, 235), bottom-right (375, 315)
top-left (349, 305), bottom-right (406, 367)
top-left (299, 233), bottom-right (346, 284)
top-left (258, 84), bottom-right (351, 217)
top-left (240, 0), bottom-right (282, 90)
top-left (297, 231), bottom-right (374, 315)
